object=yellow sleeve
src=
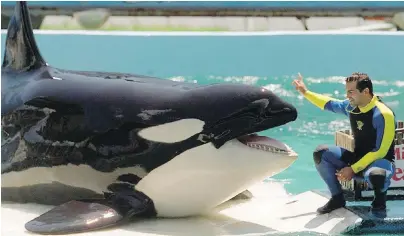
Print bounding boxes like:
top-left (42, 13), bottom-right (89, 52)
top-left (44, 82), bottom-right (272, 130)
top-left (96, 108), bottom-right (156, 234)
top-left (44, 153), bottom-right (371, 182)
top-left (303, 90), bottom-right (340, 110)
top-left (350, 102), bottom-right (396, 173)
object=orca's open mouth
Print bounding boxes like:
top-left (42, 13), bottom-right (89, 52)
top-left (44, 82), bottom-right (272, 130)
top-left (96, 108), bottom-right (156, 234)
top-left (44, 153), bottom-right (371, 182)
top-left (237, 133), bottom-right (293, 154)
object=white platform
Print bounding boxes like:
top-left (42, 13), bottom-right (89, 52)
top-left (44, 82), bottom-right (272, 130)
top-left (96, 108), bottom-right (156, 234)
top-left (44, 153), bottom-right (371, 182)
top-left (1, 181), bottom-right (365, 236)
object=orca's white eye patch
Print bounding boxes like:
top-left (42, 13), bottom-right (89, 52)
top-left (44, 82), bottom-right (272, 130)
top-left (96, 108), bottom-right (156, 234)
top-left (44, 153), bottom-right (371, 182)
top-left (137, 119), bottom-right (205, 143)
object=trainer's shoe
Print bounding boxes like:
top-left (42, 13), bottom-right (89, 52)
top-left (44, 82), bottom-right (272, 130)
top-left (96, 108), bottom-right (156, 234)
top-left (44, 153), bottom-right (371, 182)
top-left (317, 193), bottom-right (346, 214)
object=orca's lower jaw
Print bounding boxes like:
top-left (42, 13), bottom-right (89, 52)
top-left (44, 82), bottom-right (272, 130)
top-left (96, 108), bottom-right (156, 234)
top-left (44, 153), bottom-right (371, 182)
top-left (232, 104), bottom-right (298, 156)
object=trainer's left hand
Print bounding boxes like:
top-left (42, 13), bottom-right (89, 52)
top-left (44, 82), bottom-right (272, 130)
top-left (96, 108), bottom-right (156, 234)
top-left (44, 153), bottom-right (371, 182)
top-left (336, 167), bottom-right (355, 181)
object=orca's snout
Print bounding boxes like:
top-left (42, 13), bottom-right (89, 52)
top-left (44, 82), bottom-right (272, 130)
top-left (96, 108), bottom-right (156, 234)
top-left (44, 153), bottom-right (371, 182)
top-left (266, 87), bottom-right (297, 119)
top-left (252, 89), bottom-right (298, 132)
top-left (267, 99), bottom-right (298, 122)
top-left (193, 84), bottom-right (298, 137)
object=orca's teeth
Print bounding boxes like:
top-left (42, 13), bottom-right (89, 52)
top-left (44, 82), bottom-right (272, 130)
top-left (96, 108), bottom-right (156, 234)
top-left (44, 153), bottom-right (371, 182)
top-left (246, 143), bottom-right (288, 154)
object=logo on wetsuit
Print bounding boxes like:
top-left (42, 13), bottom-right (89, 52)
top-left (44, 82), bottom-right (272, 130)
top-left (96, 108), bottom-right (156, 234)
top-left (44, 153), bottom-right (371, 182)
top-left (356, 120), bottom-right (364, 130)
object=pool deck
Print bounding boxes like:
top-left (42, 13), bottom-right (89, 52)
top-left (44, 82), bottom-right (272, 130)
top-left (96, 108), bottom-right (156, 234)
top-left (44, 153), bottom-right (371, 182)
top-left (41, 15), bottom-right (401, 31)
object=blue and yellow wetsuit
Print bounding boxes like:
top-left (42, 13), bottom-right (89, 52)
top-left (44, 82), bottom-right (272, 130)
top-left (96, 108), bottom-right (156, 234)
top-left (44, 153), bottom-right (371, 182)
top-left (304, 90), bottom-right (396, 195)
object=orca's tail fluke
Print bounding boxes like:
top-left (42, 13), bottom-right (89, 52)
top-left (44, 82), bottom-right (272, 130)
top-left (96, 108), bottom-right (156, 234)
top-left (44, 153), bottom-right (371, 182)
top-left (2, 1), bottom-right (47, 72)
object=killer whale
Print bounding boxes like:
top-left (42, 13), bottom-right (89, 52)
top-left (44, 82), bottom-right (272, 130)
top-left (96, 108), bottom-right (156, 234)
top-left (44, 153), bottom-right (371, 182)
top-left (1, 1), bottom-right (299, 235)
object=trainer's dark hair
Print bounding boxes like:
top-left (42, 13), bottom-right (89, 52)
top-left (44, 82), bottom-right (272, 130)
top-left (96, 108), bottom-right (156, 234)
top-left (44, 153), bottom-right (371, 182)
top-left (345, 72), bottom-right (373, 96)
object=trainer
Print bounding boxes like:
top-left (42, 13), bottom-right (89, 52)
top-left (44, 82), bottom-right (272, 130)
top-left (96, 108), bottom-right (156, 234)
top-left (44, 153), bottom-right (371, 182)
top-left (292, 72), bottom-right (397, 214)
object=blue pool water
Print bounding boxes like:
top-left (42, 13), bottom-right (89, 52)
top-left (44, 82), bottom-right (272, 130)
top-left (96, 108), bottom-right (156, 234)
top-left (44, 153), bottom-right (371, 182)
top-left (1, 31), bottom-right (404, 235)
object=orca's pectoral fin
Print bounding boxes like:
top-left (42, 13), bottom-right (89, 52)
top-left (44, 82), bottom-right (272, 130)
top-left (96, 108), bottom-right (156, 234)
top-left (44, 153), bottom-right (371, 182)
top-left (25, 190), bottom-right (156, 235)
top-left (24, 199), bottom-right (124, 235)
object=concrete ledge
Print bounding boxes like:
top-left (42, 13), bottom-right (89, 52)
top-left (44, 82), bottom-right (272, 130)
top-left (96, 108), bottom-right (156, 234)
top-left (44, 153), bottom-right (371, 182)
top-left (267, 17), bottom-right (306, 31)
top-left (306, 17), bottom-right (364, 30)
top-left (40, 15), bottom-right (399, 31)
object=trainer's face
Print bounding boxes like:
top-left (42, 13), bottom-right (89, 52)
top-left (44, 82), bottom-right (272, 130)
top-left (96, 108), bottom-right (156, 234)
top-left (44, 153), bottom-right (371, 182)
top-left (345, 81), bottom-right (363, 106)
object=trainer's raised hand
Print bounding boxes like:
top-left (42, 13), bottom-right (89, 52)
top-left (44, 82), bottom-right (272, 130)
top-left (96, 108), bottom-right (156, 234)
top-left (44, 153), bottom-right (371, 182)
top-left (292, 73), bottom-right (308, 95)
